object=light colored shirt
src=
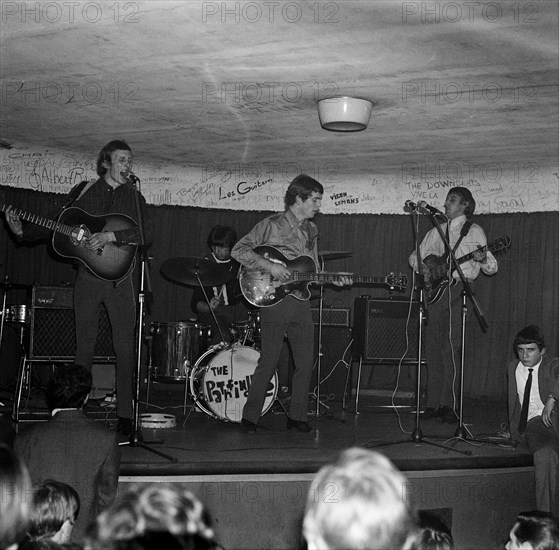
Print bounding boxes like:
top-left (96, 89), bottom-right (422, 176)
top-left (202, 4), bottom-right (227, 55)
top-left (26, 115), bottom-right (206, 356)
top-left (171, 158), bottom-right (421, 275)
top-left (409, 214), bottom-right (498, 279)
top-left (232, 209), bottom-right (319, 270)
top-left (515, 359), bottom-right (544, 422)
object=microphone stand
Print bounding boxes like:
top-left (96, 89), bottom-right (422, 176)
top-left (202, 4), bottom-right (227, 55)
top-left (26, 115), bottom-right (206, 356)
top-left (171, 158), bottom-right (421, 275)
top-left (425, 213), bottom-right (503, 448)
top-left (368, 208), bottom-right (470, 456)
top-left (119, 174), bottom-right (176, 462)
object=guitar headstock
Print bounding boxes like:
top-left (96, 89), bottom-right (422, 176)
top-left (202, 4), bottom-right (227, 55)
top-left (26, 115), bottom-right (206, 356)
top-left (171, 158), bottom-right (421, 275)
top-left (489, 235), bottom-right (512, 255)
top-left (385, 273), bottom-right (408, 291)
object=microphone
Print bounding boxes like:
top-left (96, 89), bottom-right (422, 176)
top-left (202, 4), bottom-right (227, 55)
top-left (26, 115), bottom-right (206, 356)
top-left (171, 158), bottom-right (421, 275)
top-left (121, 170), bottom-right (140, 183)
top-left (417, 201), bottom-right (446, 217)
top-left (404, 200), bottom-right (420, 211)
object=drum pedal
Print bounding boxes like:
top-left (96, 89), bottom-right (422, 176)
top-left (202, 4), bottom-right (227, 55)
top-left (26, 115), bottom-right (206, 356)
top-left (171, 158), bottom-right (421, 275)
top-left (100, 392), bottom-right (117, 407)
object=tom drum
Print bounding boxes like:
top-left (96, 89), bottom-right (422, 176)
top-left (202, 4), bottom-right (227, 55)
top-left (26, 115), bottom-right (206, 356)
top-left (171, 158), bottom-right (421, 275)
top-left (150, 321), bottom-right (211, 382)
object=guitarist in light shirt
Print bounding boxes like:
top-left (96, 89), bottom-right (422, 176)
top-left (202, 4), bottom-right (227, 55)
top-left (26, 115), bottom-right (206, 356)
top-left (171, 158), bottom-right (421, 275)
top-left (232, 174), bottom-right (352, 434)
top-left (4, 140), bottom-right (153, 437)
top-left (408, 187), bottom-right (498, 424)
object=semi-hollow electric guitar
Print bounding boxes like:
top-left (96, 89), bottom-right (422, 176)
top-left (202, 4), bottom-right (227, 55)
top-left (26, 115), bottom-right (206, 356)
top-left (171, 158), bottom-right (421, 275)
top-left (423, 235), bottom-right (511, 304)
top-left (239, 245), bottom-right (407, 307)
top-left (1, 204), bottom-right (137, 281)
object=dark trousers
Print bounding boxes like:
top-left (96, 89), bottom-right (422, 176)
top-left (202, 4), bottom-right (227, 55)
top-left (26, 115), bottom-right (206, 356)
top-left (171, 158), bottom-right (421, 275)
top-left (74, 269), bottom-right (136, 419)
top-left (424, 283), bottom-right (470, 409)
top-left (525, 415), bottom-right (559, 515)
top-left (242, 297), bottom-right (314, 423)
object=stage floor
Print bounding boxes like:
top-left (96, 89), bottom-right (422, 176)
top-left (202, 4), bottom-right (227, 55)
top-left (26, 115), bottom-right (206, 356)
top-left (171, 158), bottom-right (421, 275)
top-left (5, 381), bottom-right (530, 475)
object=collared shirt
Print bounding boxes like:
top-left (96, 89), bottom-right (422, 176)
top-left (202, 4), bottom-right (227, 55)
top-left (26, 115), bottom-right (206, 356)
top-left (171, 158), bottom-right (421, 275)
top-left (516, 359), bottom-right (544, 422)
top-left (231, 209), bottom-right (319, 270)
top-left (409, 214), bottom-right (498, 280)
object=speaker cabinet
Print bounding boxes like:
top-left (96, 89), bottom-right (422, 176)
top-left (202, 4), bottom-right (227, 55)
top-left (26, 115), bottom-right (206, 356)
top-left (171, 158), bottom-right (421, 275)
top-left (29, 286), bottom-right (115, 360)
top-left (352, 297), bottom-right (420, 362)
top-left (313, 326), bottom-right (353, 401)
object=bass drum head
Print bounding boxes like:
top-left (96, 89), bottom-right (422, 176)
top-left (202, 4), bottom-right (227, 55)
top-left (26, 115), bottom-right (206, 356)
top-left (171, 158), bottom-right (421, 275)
top-left (189, 345), bottom-right (277, 423)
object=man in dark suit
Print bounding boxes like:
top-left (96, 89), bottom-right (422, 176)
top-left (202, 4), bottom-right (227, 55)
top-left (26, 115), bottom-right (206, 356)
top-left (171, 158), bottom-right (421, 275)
top-left (507, 325), bottom-right (559, 515)
top-left (14, 364), bottom-right (120, 543)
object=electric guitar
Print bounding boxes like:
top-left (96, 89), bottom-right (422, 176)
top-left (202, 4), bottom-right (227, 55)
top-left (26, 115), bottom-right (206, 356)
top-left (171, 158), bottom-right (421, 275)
top-left (423, 235), bottom-right (511, 304)
top-left (1, 205), bottom-right (138, 281)
top-left (239, 245), bottom-right (407, 307)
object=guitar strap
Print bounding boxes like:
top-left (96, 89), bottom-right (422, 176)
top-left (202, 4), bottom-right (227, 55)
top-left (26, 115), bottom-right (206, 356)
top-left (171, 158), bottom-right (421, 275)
top-left (443, 219), bottom-right (472, 264)
top-left (61, 180), bottom-right (90, 210)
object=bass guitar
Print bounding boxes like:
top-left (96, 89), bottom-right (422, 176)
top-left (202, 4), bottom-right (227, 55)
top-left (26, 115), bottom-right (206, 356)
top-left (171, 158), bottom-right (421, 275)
top-left (1, 205), bottom-right (138, 281)
top-left (423, 235), bottom-right (511, 304)
top-left (239, 245), bottom-right (407, 307)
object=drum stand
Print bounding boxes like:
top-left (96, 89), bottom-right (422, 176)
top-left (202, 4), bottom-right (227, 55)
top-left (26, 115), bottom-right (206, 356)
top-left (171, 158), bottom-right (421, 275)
top-left (119, 177), bottom-right (176, 462)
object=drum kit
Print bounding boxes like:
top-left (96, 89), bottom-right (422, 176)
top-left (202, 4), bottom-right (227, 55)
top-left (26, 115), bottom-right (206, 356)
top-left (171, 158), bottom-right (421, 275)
top-left (156, 256), bottom-right (269, 423)
top-left (0, 278), bottom-right (31, 355)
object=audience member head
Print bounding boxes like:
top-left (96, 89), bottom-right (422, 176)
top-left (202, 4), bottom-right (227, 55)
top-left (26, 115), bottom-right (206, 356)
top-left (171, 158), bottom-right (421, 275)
top-left (27, 479), bottom-right (80, 544)
top-left (85, 483), bottom-right (217, 549)
top-left (411, 511), bottom-right (454, 550)
top-left (0, 444), bottom-right (33, 550)
top-left (284, 174), bottom-right (324, 209)
top-left (46, 365), bottom-right (92, 411)
top-left (303, 447), bottom-right (417, 550)
top-left (513, 325), bottom-right (546, 355)
top-left (506, 510), bottom-right (559, 550)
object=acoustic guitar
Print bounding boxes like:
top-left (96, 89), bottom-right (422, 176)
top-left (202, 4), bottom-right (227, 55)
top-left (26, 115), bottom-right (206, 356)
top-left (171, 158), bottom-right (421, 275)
top-left (1, 204), bottom-right (138, 281)
top-left (239, 245), bottom-right (407, 307)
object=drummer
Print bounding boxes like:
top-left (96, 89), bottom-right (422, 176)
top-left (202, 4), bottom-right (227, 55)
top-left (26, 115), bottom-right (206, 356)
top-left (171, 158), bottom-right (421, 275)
top-left (190, 225), bottom-right (250, 345)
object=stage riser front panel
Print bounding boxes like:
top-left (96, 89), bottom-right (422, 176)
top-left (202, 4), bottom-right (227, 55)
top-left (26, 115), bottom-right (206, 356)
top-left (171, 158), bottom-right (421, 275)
top-left (120, 467), bottom-right (534, 550)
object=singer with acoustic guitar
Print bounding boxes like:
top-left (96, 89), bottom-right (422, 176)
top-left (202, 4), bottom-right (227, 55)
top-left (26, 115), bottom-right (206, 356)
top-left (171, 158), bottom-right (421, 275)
top-left (4, 140), bottom-right (153, 437)
top-left (232, 175), bottom-right (352, 434)
top-left (408, 187), bottom-right (499, 424)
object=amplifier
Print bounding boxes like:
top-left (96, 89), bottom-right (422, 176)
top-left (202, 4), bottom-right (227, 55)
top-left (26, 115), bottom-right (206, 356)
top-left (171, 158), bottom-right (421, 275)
top-left (311, 307), bottom-right (350, 327)
top-left (32, 285), bottom-right (74, 308)
top-left (29, 285), bottom-right (115, 360)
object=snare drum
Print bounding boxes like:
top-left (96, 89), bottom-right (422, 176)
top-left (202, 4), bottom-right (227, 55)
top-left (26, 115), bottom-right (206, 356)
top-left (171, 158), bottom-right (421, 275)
top-left (189, 345), bottom-right (277, 423)
top-left (5, 305), bottom-right (28, 324)
top-left (150, 321), bottom-right (211, 381)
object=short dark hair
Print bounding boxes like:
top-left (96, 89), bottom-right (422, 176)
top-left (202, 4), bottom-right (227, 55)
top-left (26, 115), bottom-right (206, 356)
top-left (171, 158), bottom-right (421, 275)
top-left (96, 140), bottom-right (132, 176)
top-left (284, 174), bottom-right (324, 209)
top-left (46, 365), bottom-right (92, 411)
top-left (513, 510), bottom-right (559, 550)
top-left (513, 325), bottom-right (546, 354)
top-left (448, 186), bottom-right (475, 217)
top-left (207, 225), bottom-right (236, 249)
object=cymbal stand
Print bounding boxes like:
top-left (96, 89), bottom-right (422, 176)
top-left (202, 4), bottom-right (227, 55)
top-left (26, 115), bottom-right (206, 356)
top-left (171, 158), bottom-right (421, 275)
top-left (0, 283), bottom-right (7, 408)
top-left (119, 176), bottom-right (176, 462)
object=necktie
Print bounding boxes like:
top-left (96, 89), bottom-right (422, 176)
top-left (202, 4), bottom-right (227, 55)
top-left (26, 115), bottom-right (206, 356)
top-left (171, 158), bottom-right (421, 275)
top-left (518, 368), bottom-right (533, 434)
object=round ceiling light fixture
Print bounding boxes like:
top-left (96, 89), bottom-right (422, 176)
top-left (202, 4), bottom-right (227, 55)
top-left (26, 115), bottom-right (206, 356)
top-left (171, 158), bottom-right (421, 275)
top-left (317, 96), bottom-right (373, 132)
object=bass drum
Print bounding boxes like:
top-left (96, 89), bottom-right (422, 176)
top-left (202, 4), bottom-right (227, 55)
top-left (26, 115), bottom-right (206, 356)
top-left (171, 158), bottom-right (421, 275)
top-left (189, 345), bottom-right (277, 423)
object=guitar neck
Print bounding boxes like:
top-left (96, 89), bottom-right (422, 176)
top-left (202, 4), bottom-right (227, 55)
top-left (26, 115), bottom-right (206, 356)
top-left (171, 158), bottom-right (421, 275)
top-left (293, 272), bottom-right (383, 285)
top-left (1, 205), bottom-right (71, 236)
